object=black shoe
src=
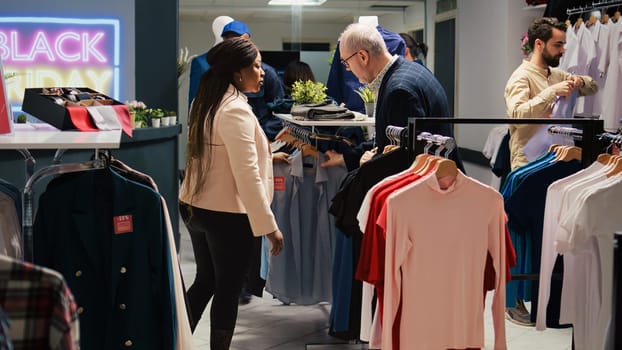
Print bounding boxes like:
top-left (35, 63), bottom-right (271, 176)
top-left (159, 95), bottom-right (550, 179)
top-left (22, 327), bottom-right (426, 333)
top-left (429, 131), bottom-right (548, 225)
top-left (238, 290), bottom-right (252, 305)
top-left (210, 327), bottom-right (233, 350)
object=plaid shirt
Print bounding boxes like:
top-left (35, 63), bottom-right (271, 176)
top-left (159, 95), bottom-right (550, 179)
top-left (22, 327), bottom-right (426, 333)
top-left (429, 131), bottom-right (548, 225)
top-left (0, 255), bottom-right (79, 350)
top-left (0, 306), bottom-right (12, 349)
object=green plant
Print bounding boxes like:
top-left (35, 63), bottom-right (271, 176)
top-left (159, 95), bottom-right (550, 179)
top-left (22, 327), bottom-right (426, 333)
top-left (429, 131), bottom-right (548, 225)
top-left (354, 86), bottom-right (375, 103)
top-left (290, 80), bottom-right (327, 104)
top-left (16, 113), bottom-right (27, 123)
top-left (146, 108), bottom-right (165, 118)
top-left (167, 110), bottom-right (177, 116)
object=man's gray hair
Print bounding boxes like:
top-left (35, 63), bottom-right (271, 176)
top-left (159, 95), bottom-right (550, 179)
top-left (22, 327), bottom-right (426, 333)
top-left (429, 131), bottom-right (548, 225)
top-left (339, 23), bottom-right (387, 56)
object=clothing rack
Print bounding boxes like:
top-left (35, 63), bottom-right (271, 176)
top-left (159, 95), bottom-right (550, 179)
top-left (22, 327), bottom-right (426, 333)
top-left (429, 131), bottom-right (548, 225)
top-left (408, 117), bottom-right (604, 168)
top-left (408, 117), bottom-right (604, 284)
top-left (567, 0), bottom-right (622, 15)
top-left (385, 125), bottom-right (409, 147)
top-left (416, 131), bottom-right (457, 157)
top-left (281, 121), bottom-right (313, 145)
top-left (279, 120), bottom-right (356, 147)
top-left (597, 131), bottom-right (622, 145)
top-left (0, 129), bottom-right (122, 262)
top-left (548, 125), bottom-right (583, 140)
top-left (22, 151), bottom-right (107, 261)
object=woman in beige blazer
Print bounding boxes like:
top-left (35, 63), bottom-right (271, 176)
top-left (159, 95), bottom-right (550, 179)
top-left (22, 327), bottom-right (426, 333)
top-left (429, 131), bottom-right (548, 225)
top-left (179, 37), bottom-right (284, 350)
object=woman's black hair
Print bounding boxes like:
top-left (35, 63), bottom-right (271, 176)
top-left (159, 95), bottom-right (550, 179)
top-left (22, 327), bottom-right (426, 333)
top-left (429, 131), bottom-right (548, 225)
top-left (186, 37), bottom-right (259, 201)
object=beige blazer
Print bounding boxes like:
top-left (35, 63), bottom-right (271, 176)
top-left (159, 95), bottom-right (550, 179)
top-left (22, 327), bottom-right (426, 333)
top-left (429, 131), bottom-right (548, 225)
top-left (179, 85), bottom-right (277, 236)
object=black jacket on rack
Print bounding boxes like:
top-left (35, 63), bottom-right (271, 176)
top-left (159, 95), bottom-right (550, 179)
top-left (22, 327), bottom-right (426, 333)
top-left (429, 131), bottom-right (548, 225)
top-left (33, 168), bottom-right (174, 350)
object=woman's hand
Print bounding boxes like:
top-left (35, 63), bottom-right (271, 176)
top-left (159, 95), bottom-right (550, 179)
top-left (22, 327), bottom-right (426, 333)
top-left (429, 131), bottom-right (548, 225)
top-left (266, 230), bottom-right (284, 256)
top-left (272, 152), bottom-right (290, 164)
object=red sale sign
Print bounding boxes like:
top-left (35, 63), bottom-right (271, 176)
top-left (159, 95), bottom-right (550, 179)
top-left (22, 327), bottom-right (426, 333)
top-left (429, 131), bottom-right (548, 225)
top-left (0, 58), bottom-right (12, 134)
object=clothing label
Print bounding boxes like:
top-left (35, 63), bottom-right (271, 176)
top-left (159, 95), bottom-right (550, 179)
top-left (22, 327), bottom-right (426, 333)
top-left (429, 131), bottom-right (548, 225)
top-left (113, 215), bottom-right (133, 234)
top-left (274, 176), bottom-right (286, 191)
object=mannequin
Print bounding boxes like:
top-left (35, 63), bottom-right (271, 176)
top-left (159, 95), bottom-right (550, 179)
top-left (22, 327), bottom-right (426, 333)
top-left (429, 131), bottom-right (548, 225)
top-left (212, 15), bottom-right (234, 46)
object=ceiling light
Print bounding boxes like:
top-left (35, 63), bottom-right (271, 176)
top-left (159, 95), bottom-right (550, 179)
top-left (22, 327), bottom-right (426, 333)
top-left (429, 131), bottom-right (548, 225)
top-left (268, 0), bottom-right (326, 6)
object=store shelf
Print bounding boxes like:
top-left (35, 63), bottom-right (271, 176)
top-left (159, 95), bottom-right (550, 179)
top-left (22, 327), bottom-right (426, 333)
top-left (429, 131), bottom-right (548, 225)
top-left (0, 126), bottom-right (121, 149)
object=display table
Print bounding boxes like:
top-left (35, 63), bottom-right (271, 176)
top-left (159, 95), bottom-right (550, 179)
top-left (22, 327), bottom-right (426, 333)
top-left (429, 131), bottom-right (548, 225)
top-left (274, 112), bottom-right (375, 127)
top-left (0, 128), bottom-right (121, 149)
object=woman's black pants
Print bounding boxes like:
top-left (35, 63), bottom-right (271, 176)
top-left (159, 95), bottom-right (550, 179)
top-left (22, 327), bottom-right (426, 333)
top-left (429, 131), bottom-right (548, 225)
top-left (179, 203), bottom-right (254, 331)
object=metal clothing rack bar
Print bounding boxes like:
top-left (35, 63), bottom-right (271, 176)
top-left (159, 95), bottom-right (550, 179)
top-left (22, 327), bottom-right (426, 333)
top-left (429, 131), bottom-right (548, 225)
top-left (22, 152), bottom-right (107, 262)
top-left (385, 125), bottom-right (409, 147)
top-left (408, 117), bottom-right (604, 168)
top-left (416, 131), bottom-right (457, 158)
top-left (548, 125), bottom-right (583, 140)
top-left (280, 120), bottom-right (356, 147)
top-left (597, 132), bottom-right (622, 145)
top-left (567, 0), bottom-right (622, 15)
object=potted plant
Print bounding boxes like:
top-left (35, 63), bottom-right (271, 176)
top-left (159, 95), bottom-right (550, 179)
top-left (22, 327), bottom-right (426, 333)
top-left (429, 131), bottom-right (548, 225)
top-left (126, 100), bottom-right (147, 128)
top-left (290, 79), bottom-right (327, 105)
top-left (165, 109), bottom-right (177, 126)
top-left (354, 86), bottom-right (375, 118)
top-left (16, 113), bottom-right (28, 123)
top-left (147, 108), bottom-right (165, 128)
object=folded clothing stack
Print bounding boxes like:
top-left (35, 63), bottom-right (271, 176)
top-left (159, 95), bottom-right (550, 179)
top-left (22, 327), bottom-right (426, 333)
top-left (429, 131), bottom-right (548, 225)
top-left (291, 101), bottom-right (355, 120)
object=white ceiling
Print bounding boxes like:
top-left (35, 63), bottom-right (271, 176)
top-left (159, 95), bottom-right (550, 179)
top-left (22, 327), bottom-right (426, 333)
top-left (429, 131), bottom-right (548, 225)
top-left (179, 0), bottom-right (424, 24)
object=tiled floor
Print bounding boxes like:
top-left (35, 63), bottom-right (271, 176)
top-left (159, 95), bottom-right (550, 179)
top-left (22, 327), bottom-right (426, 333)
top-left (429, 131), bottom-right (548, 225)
top-left (178, 222), bottom-right (573, 349)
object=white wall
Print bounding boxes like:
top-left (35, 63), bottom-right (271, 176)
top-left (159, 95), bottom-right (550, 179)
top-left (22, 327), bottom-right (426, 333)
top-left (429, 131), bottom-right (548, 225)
top-left (452, 0), bottom-right (545, 151)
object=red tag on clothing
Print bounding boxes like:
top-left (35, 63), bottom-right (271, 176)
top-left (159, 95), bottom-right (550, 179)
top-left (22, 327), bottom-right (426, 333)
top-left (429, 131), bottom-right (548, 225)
top-left (113, 215), bottom-right (133, 234)
top-left (274, 176), bottom-right (285, 191)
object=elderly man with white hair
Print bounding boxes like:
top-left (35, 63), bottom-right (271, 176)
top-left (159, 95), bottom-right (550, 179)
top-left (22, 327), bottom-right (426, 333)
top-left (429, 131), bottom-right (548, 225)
top-left (321, 23), bottom-right (461, 171)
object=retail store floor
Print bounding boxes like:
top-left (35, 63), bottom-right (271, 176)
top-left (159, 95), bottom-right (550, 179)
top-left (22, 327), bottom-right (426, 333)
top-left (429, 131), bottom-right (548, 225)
top-left (178, 220), bottom-right (573, 349)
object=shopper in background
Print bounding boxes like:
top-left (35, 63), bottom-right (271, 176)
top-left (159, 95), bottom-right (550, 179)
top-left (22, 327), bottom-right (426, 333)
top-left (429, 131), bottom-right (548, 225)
top-left (282, 60), bottom-right (316, 95)
top-left (326, 17), bottom-right (405, 114)
top-left (503, 16), bottom-right (597, 327)
top-left (504, 17), bottom-right (597, 170)
top-left (221, 20), bottom-right (285, 141)
top-left (179, 37), bottom-right (284, 350)
top-left (399, 32), bottom-right (428, 65)
top-left (321, 23), bottom-right (458, 171)
top-left (187, 15), bottom-right (234, 110)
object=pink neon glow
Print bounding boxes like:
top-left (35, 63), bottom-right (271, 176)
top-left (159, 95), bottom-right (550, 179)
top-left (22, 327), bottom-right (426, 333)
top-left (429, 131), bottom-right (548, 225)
top-left (0, 29), bottom-right (108, 66)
